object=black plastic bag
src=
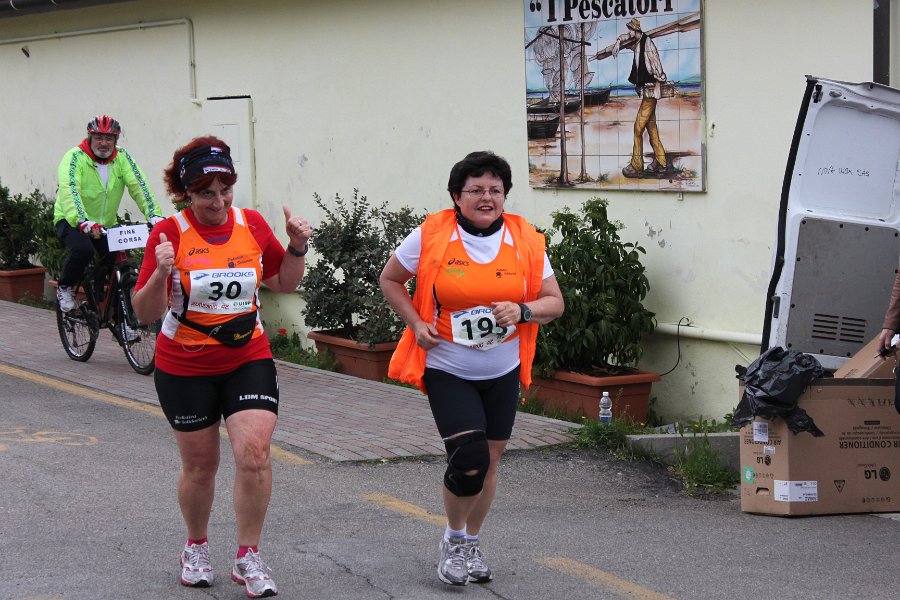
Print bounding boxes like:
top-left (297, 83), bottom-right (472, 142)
top-left (732, 346), bottom-right (825, 436)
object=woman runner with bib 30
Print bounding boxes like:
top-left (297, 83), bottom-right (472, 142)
top-left (380, 151), bottom-right (564, 586)
top-left (131, 136), bottom-right (312, 598)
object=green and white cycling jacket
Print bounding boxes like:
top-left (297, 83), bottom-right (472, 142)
top-left (53, 145), bottom-right (160, 228)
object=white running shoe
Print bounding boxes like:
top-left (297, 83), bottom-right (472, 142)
top-left (232, 549), bottom-right (278, 597)
top-left (56, 284), bottom-right (76, 312)
top-left (123, 322), bottom-right (140, 342)
top-left (437, 536), bottom-right (469, 586)
top-left (464, 539), bottom-right (493, 583)
top-left (180, 541), bottom-right (214, 587)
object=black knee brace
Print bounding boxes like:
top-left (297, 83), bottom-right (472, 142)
top-left (443, 430), bottom-right (490, 497)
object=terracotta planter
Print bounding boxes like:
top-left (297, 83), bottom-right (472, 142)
top-left (0, 266), bottom-right (46, 302)
top-left (307, 330), bottom-right (398, 382)
top-left (531, 369), bottom-right (661, 423)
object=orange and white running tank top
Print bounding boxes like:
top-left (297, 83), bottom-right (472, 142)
top-left (433, 226), bottom-right (526, 351)
top-left (161, 207), bottom-right (264, 346)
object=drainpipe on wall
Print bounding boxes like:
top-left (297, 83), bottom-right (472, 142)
top-left (654, 321), bottom-right (762, 365)
top-left (0, 16), bottom-right (200, 105)
top-left (655, 322), bottom-right (762, 346)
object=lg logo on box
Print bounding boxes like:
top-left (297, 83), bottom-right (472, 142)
top-left (863, 467), bottom-right (891, 481)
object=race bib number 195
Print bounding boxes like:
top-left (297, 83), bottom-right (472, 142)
top-left (451, 306), bottom-right (515, 351)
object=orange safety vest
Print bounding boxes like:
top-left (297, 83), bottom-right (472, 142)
top-left (388, 209), bottom-right (545, 392)
top-left (162, 207), bottom-right (265, 346)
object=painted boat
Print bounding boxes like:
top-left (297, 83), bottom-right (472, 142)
top-left (527, 95), bottom-right (581, 115)
top-left (583, 87), bottom-right (611, 106)
top-left (527, 113), bottom-right (560, 140)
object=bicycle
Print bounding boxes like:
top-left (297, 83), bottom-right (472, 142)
top-left (55, 223), bottom-right (161, 375)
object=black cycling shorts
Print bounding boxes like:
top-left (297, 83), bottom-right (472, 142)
top-left (154, 359), bottom-right (279, 432)
top-left (423, 366), bottom-right (520, 441)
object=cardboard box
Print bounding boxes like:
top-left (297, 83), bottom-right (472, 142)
top-left (832, 336), bottom-right (897, 379)
top-left (739, 379), bottom-right (900, 516)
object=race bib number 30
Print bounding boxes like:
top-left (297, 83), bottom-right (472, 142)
top-left (451, 306), bottom-right (515, 351)
top-left (188, 268), bottom-right (257, 314)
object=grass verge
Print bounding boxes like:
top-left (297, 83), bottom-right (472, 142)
top-left (518, 396), bottom-right (739, 495)
top-left (269, 330), bottom-right (337, 371)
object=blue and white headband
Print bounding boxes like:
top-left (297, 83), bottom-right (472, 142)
top-left (178, 145), bottom-right (235, 189)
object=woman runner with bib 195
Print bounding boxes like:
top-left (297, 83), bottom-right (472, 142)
top-left (380, 151), bottom-right (564, 586)
top-left (131, 136), bottom-right (312, 598)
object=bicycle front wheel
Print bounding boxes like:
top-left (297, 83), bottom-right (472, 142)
top-left (115, 285), bottom-right (160, 375)
top-left (56, 294), bottom-right (97, 362)
top-left (118, 315), bottom-right (160, 375)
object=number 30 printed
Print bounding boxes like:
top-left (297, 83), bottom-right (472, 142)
top-left (208, 281), bottom-right (242, 301)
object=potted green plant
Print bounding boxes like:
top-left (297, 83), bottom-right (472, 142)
top-left (0, 182), bottom-right (47, 302)
top-left (34, 190), bottom-right (66, 280)
top-left (532, 196), bottom-right (659, 422)
top-left (300, 189), bottom-right (423, 381)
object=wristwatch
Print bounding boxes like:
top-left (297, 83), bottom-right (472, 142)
top-left (287, 243), bottom-right (309, 257)
top-left (517, 303), bottom-right (532, 324)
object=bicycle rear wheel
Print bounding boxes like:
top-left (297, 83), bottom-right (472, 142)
top-left (56, 287), bottom-right (98, 362)
top-left (115, 275), bottom-right (159, 375)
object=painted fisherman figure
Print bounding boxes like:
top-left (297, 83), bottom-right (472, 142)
top-left (613, 18), bottom-right (671, 178)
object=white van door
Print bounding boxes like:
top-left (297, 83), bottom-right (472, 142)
top-left (761, 76), bottom-right (900, 370)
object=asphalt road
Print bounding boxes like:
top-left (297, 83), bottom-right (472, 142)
top-left (2, 369), bottom-right (898, 600)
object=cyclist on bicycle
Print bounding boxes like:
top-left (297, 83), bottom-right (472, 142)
top-left (53, 114), bottom-right (165, 312)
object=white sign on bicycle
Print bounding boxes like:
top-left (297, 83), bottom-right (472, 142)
top-left (107, 224), bottom-right (149, 251)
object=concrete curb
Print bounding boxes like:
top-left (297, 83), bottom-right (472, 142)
top-left (626, 432), bottom-right (740, 474)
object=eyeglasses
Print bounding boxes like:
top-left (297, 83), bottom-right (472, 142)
top-left (461, 188), bottom-right (505, 200)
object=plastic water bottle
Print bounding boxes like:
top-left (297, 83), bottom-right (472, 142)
top-left (599, 392), bottom-right (612, 424)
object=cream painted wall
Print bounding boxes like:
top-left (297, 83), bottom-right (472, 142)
top-left (0, 16), bottom-right (199, 216)
top-left (0, 0), bottom-right (875, 420)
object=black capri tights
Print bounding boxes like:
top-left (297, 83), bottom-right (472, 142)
top-left (423, 366), bottom-right (520, 440)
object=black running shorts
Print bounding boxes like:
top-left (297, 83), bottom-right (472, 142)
top-left (154, 359), bottom-right (279, 432)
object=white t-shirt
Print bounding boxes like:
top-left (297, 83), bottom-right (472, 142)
top-left (394, 223), bottom-right (554, 380)
top-left (97, 163), bottom-right (110, 188)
